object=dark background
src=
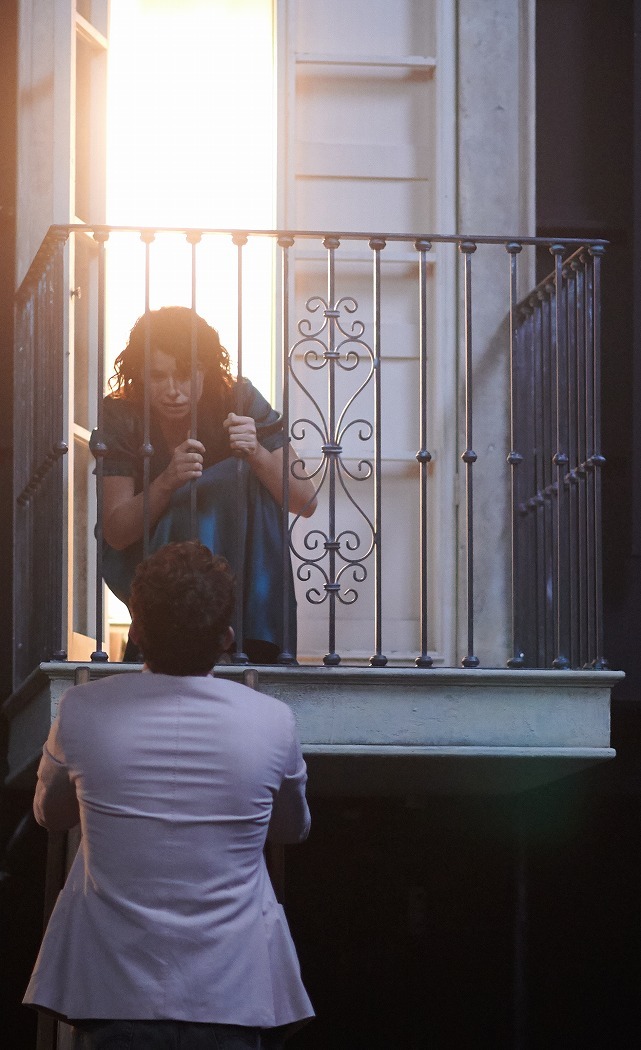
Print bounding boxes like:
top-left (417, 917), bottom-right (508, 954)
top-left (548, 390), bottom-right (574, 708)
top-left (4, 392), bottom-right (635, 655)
top-left (1, 1), bottom-right (640, 1046)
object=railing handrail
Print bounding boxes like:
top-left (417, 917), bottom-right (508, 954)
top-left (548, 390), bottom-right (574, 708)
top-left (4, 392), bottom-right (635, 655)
top-left (16, 223), bottom-right (609, 301)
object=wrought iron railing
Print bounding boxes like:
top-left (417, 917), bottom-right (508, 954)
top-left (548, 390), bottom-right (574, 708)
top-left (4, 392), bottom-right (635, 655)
top-left (510, 245), bottom-right (606, 669)
top-left (13, 225), bottom-right (608, 687)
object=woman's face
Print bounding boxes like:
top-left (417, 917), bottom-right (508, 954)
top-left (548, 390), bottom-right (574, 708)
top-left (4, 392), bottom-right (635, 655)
top-left (145, 348), bottom-right (204, 423)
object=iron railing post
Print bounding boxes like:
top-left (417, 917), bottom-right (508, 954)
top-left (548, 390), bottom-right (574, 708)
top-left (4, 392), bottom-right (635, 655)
top-left (588, 244), bottom-right (607, 668)
top-left (460, 241), bottom-right (479, 668)
top-left (230, 232), bottom-right (249, 664)
top-left (370, 237), bottom-right (388, 667)
top-left (507, 242), bottom-right (525, 667)
top-left (90, 229), bottom-right (109, 663)
top-left (323, 236), bottom-right (341, 666)
top-left (140, 230), bottom-right (155, 562)
top-left (415, 238), bottom-right (433, 668)
top-left (550, 244), bottom-right (570, 669)
top-left (187, 231), bottom-right (202, 541)
top-left (278, 235), bottom-right (296, 666)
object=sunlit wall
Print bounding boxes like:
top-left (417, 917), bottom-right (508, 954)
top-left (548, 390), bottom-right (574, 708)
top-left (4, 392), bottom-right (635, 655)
top-left (106, 0), bottom-right (276, 396)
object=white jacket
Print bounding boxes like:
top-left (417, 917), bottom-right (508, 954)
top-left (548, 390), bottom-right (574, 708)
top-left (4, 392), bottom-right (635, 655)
top-left (24, 671), bottom-right (313, 1028)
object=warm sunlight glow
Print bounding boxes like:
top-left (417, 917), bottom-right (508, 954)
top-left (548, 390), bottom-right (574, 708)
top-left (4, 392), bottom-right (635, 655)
top-left (105, 0), bottom-right (276, 639)
top-left (106, 0), bottom-right (275, 389)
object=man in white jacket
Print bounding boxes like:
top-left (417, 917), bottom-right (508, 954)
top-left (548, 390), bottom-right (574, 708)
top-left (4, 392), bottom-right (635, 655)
top-left (24, 541), bottom-right (313, 1049)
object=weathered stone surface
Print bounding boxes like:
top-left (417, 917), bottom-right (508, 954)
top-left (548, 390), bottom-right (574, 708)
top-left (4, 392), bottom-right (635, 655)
top-left (3, 663), bottom-right (621, 796)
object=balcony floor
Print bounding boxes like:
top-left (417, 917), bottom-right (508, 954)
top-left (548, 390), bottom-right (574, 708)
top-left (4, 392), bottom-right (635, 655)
top-left (3, 663), bottom-right (622, 796)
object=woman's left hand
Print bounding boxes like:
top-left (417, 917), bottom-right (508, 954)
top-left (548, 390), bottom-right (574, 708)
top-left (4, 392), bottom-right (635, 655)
top-left (223, 413), bottom-right (259, 457)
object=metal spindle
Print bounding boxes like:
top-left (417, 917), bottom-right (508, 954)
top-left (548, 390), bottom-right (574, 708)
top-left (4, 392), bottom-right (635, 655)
top-left (141, 231), bottom-right (155, 561)
top-left (369, 238), bottom-right (388, 667)
top-left (573, 257), bottom-right (587, 667)
top-left (565, 264), bottom-right (579, 666)
top-left (589, 245), bottom-right (607, 668)
top-left (550, 245), bottom-right (570, 668)
top-left (52, 236), bottom-right (68, 660)
top-left (41, 270), bottom-right (51, 663)
top-left (542, 283), bottom-right (555, 666)
top-left (278, 235), bottom-right (296, 665)
top-left (583, 259), bottom-right (596, 664)
top-left (415, 239), bottom-right (433, 668)
top-left (323, 236), bottom-right (341, 666)
top-left (533, 292), bottom-right (547, 668)
top-left (522, 298), bottom-right (537, 667)
top-left (507, 243), bottom-right (524, 667)
top-left (459, 241), bottom-right (479, 668)
top-left (232, 233), bottom-right (249, 664)
top-left (91, 230), bottom-right (109, 662)
top-left (36, 276), bottom-right (44, 662)
top-left (187, 232), bottom-right (202, 540)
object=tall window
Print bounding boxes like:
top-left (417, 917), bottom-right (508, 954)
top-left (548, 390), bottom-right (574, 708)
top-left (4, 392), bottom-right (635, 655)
top-left (102, 0), bottom-right (277, 651)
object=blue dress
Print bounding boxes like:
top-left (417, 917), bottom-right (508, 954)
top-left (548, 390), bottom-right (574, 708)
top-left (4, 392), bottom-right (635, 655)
top-left (91, 380), bottom-right (296, 660)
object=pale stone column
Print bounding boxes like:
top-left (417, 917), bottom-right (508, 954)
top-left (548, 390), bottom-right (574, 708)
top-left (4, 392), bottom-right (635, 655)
top-left (456, 0), bottom-right (536, 666)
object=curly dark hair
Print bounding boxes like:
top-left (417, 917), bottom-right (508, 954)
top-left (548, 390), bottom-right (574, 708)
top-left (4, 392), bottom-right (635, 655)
top-left (109, 306), bottom-right (234, 407)
top-left (130, 541), bottom-right (235, 675)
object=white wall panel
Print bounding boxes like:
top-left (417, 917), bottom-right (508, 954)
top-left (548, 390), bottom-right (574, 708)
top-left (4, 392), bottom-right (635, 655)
top-left (279, 0), bottom-right (455, 664)
top-left (294, 0), bottom-right (436, 56)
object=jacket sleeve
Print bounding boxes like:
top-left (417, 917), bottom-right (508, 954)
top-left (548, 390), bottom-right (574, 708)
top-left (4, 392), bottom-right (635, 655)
top-left (33, 707), bottom-right (80, 832)
top-left (267, 712), bottom-right (311, 844)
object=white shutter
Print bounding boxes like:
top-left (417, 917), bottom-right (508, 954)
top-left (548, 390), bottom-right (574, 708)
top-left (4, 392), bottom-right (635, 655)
top-left (277, 0), bottom-right (458, 664)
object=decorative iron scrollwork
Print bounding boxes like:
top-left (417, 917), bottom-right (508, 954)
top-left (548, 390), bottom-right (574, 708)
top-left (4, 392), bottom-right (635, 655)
top-left (288, 294), bottom-right (376, 644)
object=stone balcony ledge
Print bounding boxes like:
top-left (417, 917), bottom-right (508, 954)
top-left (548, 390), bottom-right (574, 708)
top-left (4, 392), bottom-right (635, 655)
top-left (3, 663), bottom-right (623, 796)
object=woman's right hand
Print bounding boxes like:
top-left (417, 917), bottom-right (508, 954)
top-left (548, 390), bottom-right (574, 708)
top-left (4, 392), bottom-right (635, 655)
top-left (160, 439), bottom-right (205, 491)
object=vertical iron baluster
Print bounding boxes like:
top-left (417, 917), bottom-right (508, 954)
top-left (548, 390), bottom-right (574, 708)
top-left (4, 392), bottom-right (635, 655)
top-left (565, 263), bottom-right (579, 666)
top-left (542, 283), bottom-right (555, 666)
top-left (533, 293), bottom-right (547, 668)
top-left (91, 230), bottom-right (109, 662)
top-left (414, 239), bottom-right (433, 668)
top-left (52, 235), bottom-right (68, 660)
top-left (42, 264), bottom-right (51, 662)
top-left (140, 231), bottom-right (155, 561)
top-left (323, 236), bottom-right (341, 666)
top-left (370, 238), bottom-right (388, 667)
top-left (550, 245), bottom-right (569, 668)
top-left (589, 245), bottom-right (607, 668)
top-left (186, 231), bottom-right (202, 540)
top-left (232, 233), bottom-right (249, 664)
top-left (583, 259), bottom-right (595, 664)
top-left (278, 235), bottom-right (296, 665)
top-left (514, 300), bottom-right (531, 663)
top-left (523, 298), bottom-right (537, 667)
top-left (573, 256), bottom-right (587, 667)
top-left (18, 297), bottom-right (33, 679)
top-left (36, 273), bottom-right (45, 660)
top-left (507, 243), bottom-right (525, 667)
top-left (459, 241), bottom-right (479, 667)
top-left (37, 273), bottom-right (45, 661)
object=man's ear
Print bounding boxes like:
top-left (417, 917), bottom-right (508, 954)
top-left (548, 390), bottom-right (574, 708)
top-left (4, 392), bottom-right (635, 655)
top-left (221, 626), bottom-right (234, 652)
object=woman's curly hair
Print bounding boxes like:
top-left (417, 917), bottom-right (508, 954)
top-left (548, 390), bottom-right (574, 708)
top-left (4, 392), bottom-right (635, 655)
top-left (130, 541), bottom-right (235, 674)
top-left (109, 306), bottom-right (234, 408)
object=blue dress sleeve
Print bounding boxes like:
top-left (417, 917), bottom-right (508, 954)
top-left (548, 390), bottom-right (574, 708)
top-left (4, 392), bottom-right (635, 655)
top-left (90, 398), bottom-right (141, 478)
top-left (239, 380), bottom-right (287, 453)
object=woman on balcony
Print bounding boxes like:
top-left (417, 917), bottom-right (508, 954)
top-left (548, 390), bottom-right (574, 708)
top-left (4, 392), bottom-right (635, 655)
top-left (91, 306), bottom-right (316, 663)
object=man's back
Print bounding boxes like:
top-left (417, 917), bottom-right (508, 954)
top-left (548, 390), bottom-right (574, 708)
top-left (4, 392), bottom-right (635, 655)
top-left (25, 671), bottom-right (312, 1029)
